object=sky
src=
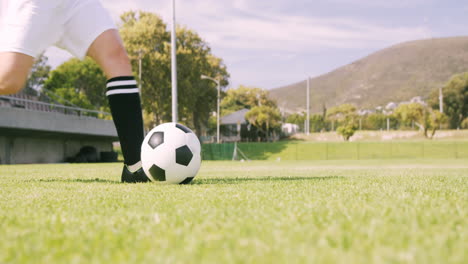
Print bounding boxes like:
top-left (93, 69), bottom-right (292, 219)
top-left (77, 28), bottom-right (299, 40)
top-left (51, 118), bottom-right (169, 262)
top-left (45, 0), bottom-right (468, 90)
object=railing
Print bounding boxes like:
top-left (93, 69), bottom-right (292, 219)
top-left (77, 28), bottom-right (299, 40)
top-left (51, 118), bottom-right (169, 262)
top-left (0, 95), bottom-right (111, 118)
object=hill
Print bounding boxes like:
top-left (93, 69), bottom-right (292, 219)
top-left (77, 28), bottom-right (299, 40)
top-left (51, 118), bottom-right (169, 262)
top-left (269, 36), bottom-right (468, 113)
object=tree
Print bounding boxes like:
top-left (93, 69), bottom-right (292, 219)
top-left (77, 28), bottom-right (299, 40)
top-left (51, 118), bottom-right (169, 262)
top-left (176, 27), bottom-right (229, 135)
top-left (394, 103), bottom-right (447, 138)
top-left (220, 86), bottom-right (280, 141)
top-left (23, 54), bottom-right (51, 95)
top-left (363, 113), bottom-right (387, 130)
top-left (120, 11), bottom-right (171, 127)
top-left (327, 104), bottom-right (358, 141)
top-left (425, 110), bottom-right (447, 138)
top-left (429, 73), bottom-right (468, 129)
top-left (461, 118), bottom-right (468, 129)
top-left (285, 113), bottom-right (326, 133)
top-left (393, 103), bottom-right (424, 129)
top-left (119, 11), bottom-right (229, 134)
top-left (43, 58), bottom-right (107, 112)
top-left (220, 85), bottom-right (277, 115)
top-left (285, 113), bottom-right (306, 131)
top-left (310, 114), bottom-right (326, 132)
top-left (245, 105), bottom-right (281, 141)
top-left (337, 124), bottom-right (357, 141)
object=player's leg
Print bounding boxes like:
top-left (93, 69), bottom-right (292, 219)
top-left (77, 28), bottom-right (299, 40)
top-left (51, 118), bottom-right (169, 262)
top-left (59, 0), bottom-right (147, 182)
top-left (86, 29), bottom-right (132, 78)
top-left (0, 1), bottom-right (59, 95)
top-left (0, 52), bottom-right (34, 95)
top-left (87, 29), bottom-right (148, 183)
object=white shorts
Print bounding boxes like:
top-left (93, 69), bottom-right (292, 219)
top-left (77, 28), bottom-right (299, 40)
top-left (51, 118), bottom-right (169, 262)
top-left (0, 0), bottom-right (116, 59)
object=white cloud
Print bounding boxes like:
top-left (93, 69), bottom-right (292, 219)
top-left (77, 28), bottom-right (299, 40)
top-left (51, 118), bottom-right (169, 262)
top-left (100, 0), bottom-right (431, 55)
top-left (45, 0), bottom-right (434, 88)
top-left (327, 0), bottom-right (435, 8)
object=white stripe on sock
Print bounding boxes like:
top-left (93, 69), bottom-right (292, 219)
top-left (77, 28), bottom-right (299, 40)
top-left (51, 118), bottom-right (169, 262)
top-left (106, 80), bottom-right (137, 88)
top-left (106, 88), bottom-right (140, 96)
top-left (127, 161), bottom-right (142, 173)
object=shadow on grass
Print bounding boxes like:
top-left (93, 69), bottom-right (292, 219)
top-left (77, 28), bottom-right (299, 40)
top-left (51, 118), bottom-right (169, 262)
top-left (26, 176), bottom-right (344, 185)
top-left (191, 176), bottom-right (345, 185)
top-left (29, 178), bottom-right (120, 184)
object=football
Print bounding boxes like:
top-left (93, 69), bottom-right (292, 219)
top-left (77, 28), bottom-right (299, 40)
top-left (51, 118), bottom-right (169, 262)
top-left (141, 123), bottom-right (201, 184)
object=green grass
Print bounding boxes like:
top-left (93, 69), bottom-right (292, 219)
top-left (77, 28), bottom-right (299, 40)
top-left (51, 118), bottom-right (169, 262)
top-left (1, 160), bottom-right (467, 263)
top-left (203, 141), bottom-right (468, 160)
top-left (293, 130), bottom-right (468, 142)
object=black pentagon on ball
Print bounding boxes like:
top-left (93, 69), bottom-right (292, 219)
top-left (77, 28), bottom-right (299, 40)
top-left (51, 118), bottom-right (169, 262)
top-left (148, 131), bottom-right (164, 149)
top-left (176, 123), bottom-right (193, 134)
top-left (149, 164), bottom-right (166, 181)
top-left (179, 177), bottom-right (194, 185)
top-left (176, 145), bottom-right (193, 166)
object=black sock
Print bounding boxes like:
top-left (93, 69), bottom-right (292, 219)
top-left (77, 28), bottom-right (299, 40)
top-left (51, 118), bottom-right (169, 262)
top-left (106, 76), bottom-right (144, 168)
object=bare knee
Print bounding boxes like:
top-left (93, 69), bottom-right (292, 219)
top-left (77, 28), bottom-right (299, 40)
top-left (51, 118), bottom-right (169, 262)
top-left (87, 29), bottom-right (132, 78)
top-left (106, 45), bottom-right (131, 68)
top-left (98, 45), bottom-right (132, 78)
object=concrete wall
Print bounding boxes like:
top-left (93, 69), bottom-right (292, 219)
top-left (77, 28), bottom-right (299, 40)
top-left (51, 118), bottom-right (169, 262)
top-left (0, 106), bottom-right (118, 164)
top-left (0, 136), bottom-right (7, 164)
top-left (0, 106), bottom-right (117, 137)
top-left (0, 135), bottom-right (114, 164)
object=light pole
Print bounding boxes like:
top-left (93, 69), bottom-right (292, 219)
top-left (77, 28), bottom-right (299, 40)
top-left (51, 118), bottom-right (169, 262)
top-left (171, 0), bottom-right (178, 123)
top-left (439, 87), bottom-right (444, 113)
top-left (138, 50), bottom-right (143, 93)
top-left (201, 75), bottom-right (221, 143)
top-left (383, 110), bottom-right (392, 131)
top-left (306, 77), bottom-right (310, 135)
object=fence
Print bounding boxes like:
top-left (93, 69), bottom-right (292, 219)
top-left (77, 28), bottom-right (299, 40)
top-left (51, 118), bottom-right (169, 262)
top-left (0, 95), bottom-right (110, 118)
top-left (202, 141), bottom-right (468, 161)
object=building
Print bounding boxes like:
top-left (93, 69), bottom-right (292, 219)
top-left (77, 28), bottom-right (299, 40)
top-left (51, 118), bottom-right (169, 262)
top-left (282, 123), bottom-right (300, 135)
top-left (220, 109), bottom-right (250, 142)
top-left (0, 93), bottom-right (118, 164)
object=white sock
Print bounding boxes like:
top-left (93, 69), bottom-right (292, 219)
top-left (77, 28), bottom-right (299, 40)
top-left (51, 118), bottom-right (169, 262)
top-left (127, 161), bottom-right (142, 173)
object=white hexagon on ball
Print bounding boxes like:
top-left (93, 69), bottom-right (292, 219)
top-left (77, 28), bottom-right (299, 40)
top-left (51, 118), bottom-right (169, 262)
top-left (141, 123), bottom-right (201, 184)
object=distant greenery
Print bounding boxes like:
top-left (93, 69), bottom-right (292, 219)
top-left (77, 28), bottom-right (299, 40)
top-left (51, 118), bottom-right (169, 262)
top-left (327, 104), bottom-right (358, 141)
top-left (120, 11), bottom-right (229, 134)
top-left (44, 58), bottom-right (107, 112)
top-left (285, 112), bottom-right (327, 133)
top-left (245, 105), bottom-right (281, 141)
top-left (203, 140), bottom-right (468, 161)
top-left (40, 11), bottom-right (229, 134)
top-left (220, 86), bottom-right (281, 141)
top-left (24, 33), bottom-right (468, 141)
top-left (462, 118), bottom-right (468, 129)
top-left (23, 54), bottom-right (51, 95)
top-left (220, 85), bottom-right (276, 116)
top-left (361, 112), bottom-right (395, 130)
top-left (393, 103), bottom-right (446, 139)
top-left (429, 72), bottom-right (468, 129)
top-left (1, 160), bottom-right (466, 263)
top-left (270, 37), bottom-right (468, 113)
top-left (285, 99), bottom-right (451, 140)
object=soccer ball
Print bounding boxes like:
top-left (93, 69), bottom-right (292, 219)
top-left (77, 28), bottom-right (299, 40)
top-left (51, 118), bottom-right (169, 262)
top-left (141, 123), bottom-right (201, 184)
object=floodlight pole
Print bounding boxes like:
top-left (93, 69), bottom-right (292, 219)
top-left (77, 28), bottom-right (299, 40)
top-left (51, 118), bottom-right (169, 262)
top-left (138, 50), bottom-right (142, 92)
top-left (306, 77), bottom-right (310, 135)
top-left (201, 75), bottom-right (221, 144)
top-left (171, 0), bottom-right (178, 123)
top-left (216, 81), bottom-right (220, 143)
top-left (439, 87), bottom-right (444, 113)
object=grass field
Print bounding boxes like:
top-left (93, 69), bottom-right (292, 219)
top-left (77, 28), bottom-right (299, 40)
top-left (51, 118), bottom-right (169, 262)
top-left (203, 141), bottom-right (468, 160)
top-left (1, 160), bottom-right (467, 263)
top-left (293, 130), bottom-right (468, 142)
